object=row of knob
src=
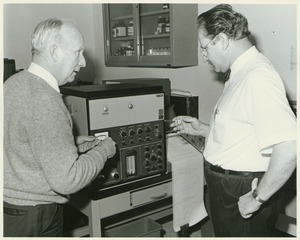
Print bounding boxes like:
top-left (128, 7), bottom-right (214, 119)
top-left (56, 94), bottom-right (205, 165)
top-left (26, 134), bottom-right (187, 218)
top-left (120, 126), bottom-right (152, 138)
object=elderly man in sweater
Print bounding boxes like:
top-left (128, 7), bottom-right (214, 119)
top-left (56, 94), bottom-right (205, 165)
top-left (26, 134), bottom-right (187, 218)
top-left (4, 18), bottom-right (116, 237)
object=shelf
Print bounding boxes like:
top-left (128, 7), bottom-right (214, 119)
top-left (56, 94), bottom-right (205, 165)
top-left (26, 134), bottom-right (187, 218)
top-left (111, 15), bottom-right (133, 21)
top-left (140, 9), bottom-right (169, 17)
top-left (111, 37), bottom-right (134, 41)
top-left (142, 34), bottom-right (170, 39)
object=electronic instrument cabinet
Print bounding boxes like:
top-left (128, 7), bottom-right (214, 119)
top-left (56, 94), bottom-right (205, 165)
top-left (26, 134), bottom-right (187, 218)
top-left (65, 178), bottom-right (173, 237)
top-left (103, 4), bottom-right (198, 67)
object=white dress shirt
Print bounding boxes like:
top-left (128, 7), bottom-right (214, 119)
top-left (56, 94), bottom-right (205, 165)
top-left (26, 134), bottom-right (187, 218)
top-left (204, 46), bottom-right (296, 171)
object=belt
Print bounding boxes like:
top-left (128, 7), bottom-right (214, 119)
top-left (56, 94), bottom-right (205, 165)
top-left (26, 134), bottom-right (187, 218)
top-left (204, 161), bottom-right (265, 176)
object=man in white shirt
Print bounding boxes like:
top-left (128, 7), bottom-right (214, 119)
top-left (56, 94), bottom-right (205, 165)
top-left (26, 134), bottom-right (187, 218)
top-left (171, 4), bottom-right (296, 237)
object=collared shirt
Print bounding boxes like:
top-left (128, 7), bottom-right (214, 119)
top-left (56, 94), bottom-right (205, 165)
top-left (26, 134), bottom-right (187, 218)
top-left (204, 46), bottom-right (296, 171)
top-left (28, 62), bottom-right (60, 93)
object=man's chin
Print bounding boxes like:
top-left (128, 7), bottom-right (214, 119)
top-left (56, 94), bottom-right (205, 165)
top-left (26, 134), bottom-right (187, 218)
top-left (67, 76), bottom-right (76, 83)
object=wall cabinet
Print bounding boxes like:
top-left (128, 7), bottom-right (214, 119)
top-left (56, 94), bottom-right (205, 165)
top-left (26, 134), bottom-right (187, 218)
top-left (103, 4), bottom-right (198, 68)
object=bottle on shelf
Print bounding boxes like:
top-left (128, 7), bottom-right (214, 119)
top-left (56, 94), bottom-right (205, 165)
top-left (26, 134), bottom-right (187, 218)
top-left (156, 16), bottom-right (164, 34)
top-left (162, 4), bottom-right (169, 9)
top-left (114, 42), bottom-right (134, 56)
top-left (165, 17), bottom-right (170, 33)
top-left (125, 42), bottom-right (134, 56)
top-left (127, 20), bottom-right (134, 36)
top-left (145, 47), bottom-right (170, 56)
top-left (112, 22), bottom-right (117, 38)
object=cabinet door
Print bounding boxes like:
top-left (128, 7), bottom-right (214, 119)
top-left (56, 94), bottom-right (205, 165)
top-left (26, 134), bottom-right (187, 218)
top-left (103, 4), bottom-right (138, 64)
top-left (139, 4), bottom-right (172, 66)
top-left (103, 4), bottom-right (198, 68)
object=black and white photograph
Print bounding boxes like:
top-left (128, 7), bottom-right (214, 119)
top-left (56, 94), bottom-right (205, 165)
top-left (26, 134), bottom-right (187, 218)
top-left (2, 1), bottom-right (298, 238)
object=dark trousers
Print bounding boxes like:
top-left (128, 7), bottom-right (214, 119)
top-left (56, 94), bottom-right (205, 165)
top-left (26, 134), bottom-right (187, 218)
top-left (204, 161), bottom-right (278, 237)
top-left (4, 201), bottom-right (64, 237)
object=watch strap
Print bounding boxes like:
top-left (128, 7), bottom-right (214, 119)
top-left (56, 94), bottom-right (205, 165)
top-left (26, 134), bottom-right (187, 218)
top-left (252, 188), bottom-right (266, 204)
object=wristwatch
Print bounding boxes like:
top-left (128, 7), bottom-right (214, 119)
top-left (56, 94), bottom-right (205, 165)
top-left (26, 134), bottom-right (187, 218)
top-left (252, 188), bottom-right (266, 204)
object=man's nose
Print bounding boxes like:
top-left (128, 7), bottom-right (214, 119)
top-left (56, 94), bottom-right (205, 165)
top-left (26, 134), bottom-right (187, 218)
top-left (80, 54), bottom-right (86, 68)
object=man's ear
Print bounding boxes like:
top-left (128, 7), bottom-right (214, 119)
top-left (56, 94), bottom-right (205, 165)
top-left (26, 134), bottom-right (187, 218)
top-left (49, 44), bottom-right (59, 62)
top-left (217, 33), bottom-right (230, 50)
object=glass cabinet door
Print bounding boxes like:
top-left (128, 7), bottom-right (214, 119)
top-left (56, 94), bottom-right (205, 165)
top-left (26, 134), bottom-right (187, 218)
top-left (104, 3), bottom-right (198, 67)
top-left (107, 4), bottom-right (136, 61)
top-left (139, 4), bottom-right (171, 64)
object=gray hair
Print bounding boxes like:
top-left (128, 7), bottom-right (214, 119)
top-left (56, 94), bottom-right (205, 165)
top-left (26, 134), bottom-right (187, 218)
top-left (31, 18), bottom-right (65, 55)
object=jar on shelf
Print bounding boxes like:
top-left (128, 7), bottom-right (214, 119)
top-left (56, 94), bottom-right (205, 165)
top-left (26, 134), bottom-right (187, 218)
top-left (116, 20), bottom-right (127, 37)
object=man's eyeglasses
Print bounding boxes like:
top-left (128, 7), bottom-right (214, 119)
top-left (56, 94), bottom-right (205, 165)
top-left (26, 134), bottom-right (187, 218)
top-left (200, 36), bottom-right (216, 56)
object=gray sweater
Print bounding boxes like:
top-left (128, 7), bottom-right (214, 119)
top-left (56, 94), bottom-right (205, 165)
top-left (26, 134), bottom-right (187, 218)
top-left (4, 71), bottom-right (110, 205)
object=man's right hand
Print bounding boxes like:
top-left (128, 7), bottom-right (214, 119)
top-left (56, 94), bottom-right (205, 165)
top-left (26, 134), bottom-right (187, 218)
top-left (170, 116), bottom-right (202, 135)
top-left (95, 137), bottom-right (116, 159)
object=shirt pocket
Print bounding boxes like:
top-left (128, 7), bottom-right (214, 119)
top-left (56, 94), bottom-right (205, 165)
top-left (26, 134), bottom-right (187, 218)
top-left (212, 113), bottom-right (229, 144)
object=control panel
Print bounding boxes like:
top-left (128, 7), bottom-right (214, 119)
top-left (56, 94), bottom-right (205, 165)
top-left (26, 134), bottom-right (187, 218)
top-left (90, 120), bottom-right (166, 190)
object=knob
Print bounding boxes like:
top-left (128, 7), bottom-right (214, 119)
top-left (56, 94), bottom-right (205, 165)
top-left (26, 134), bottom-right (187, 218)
top-left (145, 126), bottom-right (151, 132)
top-left (145, 160), bottom-right (151, 166)
top-left (137, 128), bottom-right (143, 134)
top-left (103, 106), bottom-right (109, 112)
top-left (120, 130), bottom-right (127, 138)
top-left (145, 152), bottom-right (150, 158)
top-left (96, 175), bottom-right (105, 184)
top-left (151, 165), bottom-right (158, 171)
top-left (157, 149), bottom-right (162, 156)
top-left (111, 171), bottom-right (120, 179)
top-left (128, 129), bottom-right (135, 136)
top-left (150, 153), bottom-right (157, 161)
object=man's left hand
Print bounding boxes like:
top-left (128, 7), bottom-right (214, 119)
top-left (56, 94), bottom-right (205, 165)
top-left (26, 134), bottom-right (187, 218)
top-left (238, 178), bottom-right (262, 219)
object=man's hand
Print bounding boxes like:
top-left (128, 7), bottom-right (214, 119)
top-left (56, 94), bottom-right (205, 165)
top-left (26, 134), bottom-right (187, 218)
top-left (96, 137), bottom-right (116, 159)
top-left (238, 178), bottom-right (262, 219)
top-left (170, 116), bottom-right (201, 135)
top-left (76, 136), bottom-right (101, 153)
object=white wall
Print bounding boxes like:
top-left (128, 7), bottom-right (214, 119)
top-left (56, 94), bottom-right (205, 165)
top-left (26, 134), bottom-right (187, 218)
top-left (3, 3), bottom-right (297, 123)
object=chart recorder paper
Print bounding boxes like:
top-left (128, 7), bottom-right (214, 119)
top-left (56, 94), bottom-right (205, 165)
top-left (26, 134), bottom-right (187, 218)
top-left (167, 134), bottom-right (208, 232)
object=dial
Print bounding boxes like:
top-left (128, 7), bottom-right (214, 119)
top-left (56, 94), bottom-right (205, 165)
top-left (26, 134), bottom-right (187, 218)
top-left (128, 129), bottom-right (135, 136)
top-left (144, 160), bottom-right (151, 166)
top-left (150, 153), bottom-right (157, 161)
top-left (145, 125), bottom-right (152, 133)
top-left (137, 128), bottom-right (144, 134)
top-left (120, 130), bottom-right (127, 138)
